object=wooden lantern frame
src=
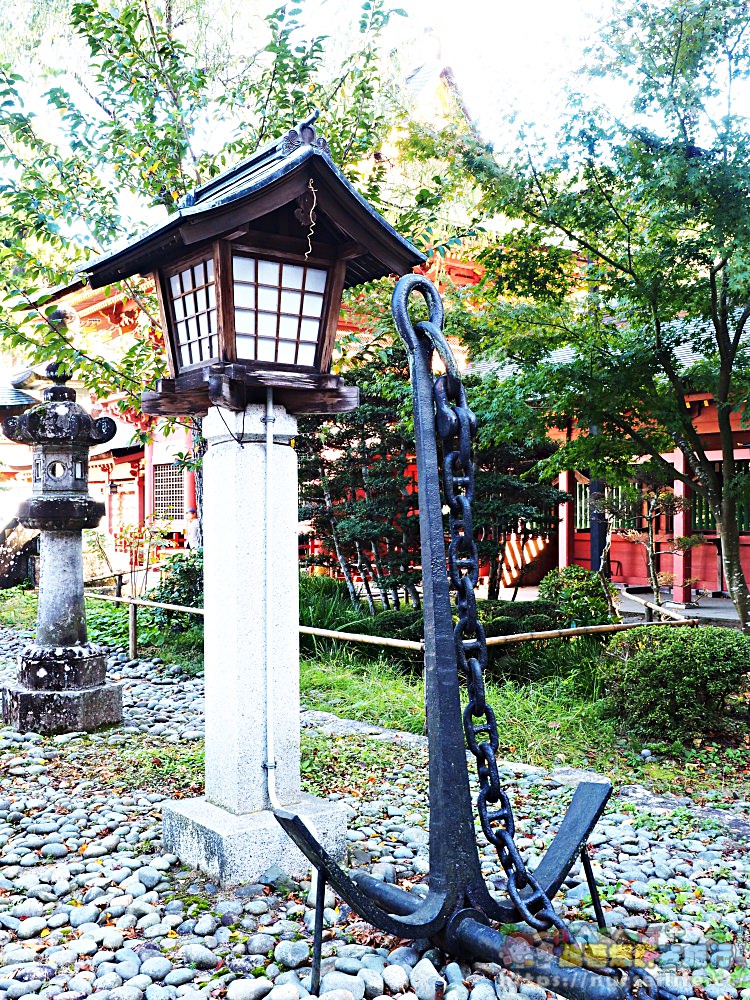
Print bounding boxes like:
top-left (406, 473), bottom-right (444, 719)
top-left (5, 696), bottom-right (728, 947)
top-left (79, 113), bottom-right (425, 417)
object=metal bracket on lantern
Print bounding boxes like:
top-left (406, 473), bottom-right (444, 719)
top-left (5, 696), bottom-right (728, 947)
top-left (275, 275), bottom-right (680, 1000)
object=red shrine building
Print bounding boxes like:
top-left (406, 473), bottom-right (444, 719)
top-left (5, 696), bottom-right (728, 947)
top-left (0, 257), bottom-right (745, 602)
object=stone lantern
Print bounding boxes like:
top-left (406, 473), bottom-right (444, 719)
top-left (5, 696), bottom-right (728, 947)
top-left (1, 364), bottom-right (122, 734)
top-left (82, 111), bottom-right (423, 418)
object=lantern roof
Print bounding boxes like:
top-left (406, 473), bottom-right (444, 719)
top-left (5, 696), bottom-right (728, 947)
top-left (0, 384), bottom-right (36, 414)
top-left (80, 112), bottom-right (425, 289)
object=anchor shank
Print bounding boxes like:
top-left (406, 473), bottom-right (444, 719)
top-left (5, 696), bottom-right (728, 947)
top-left (393, 276), bottom-right (485, 892)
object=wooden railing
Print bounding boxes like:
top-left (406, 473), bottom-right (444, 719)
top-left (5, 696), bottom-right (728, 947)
top-left (84, 590), bottom-right (699, 661)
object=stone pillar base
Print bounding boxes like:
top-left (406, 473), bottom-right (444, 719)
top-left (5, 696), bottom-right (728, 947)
top-left (2, 681), bottom-right (123, 734)
top-left (162, 794), bottom-right (347, 886)
top-left (19, 642), bottom-right (107, 689)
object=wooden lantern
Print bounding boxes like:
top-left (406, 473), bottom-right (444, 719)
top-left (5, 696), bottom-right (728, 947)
top-left (80, 113), bottom-right (425, 416)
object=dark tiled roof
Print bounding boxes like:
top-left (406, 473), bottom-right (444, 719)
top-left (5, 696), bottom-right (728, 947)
top-left (0, 386), bottom-right (35, 409)
top-left (79, 113), bottom-right (424, 290)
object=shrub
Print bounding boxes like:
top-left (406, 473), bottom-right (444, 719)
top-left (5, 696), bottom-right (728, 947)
top-left (353, 608), bottom-right (424, 643)
top-left (147, 550), bottom-right (203, 631)
top-left (296, 574), bottom-right (566, 672)
top-left (538, 566), bottom-right (616, 627)
top-left (601, 626), bottom-right (750, 740)
top-left (483, 616), bottom-right (520, 638)
top-left (518, 614), bottom-right (558, 634)
top-left (482, 599), bottom-right (559, 624)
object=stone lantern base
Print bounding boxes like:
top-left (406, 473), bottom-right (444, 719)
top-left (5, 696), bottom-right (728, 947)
top-left (2, 643), bottom-right (122, 734)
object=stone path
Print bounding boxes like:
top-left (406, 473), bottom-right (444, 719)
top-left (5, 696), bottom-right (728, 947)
top-left (0, 627), bottom-right (749, 1000)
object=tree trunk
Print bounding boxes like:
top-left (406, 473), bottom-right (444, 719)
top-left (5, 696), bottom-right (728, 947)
top-left (511, 528), bottom-right (530, 602)
top-left (487, 529), bottom-right (501, 601)
top-left (646, 512), bottom-right (661, 605)
top-left (405, 580), bottom-right (421, 610)
top-left (321, 478), bottom-right (358, 607)
top-left (597, 519), bottom-right (618, 619)
top-left (370, 543), bottom-right (391, 610)
top-left (355, 542), bottom-right (377, 616)
top-left (717, 508), bottom-right (750, 631)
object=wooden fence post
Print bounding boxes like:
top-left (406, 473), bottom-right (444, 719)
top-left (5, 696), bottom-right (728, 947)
top-left (128, 600), bottom-right (138, 660)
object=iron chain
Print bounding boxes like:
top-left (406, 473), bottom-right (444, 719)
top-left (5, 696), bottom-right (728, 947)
top-left (433, 371), bottom-right (569, 937)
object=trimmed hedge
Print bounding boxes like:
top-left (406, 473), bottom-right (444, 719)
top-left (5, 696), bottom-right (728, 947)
top-left (538, 566), bottom-right (616, 627)
top-left (601, 626), bottom-right (750, 740)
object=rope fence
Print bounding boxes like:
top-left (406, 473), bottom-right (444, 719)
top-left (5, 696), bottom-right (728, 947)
top-left (84, 589), bottom-right (699, 660)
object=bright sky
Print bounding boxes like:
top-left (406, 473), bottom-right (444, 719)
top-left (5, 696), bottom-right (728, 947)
top-left (398, 0), bottom-right (614, 141)
top-left (310, 0), bottom-right (616, 146)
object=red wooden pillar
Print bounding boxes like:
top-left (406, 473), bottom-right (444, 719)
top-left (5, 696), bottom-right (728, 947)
top-left (131, 461), bottom-right (146, 525)
top-left (145, 442), bottom-right (155, 520)
top-left (672, 449), bottom-right (692, 604)
top-left (558, 471), bottom-right (575, 569)
top-left (184, 427), bottom-right (197, 510)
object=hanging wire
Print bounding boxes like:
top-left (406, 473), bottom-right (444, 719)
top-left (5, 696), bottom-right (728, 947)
top-left (215, 404), bottom-right (247, 447)
top-left (304, 178), bottom-right (318, 260)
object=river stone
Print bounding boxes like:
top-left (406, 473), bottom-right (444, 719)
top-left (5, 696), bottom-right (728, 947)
top-left (225, 978), bottom-right (274, 1000)
top-left (16, 918), bottom-right (47, 940)
top-left (109, 989), bottom-right (145, 1000)
top-left (267, 986), bottom-right (300, 1000)
top-left (410, 958), bottom-right (444, 1000)
top-left (70, 906), bottom-right (102, 929)
top-left (177, 945), bottom-right (219, 970)
top-left (246, 934), bottom-right (276, 955)
top-left (320, 973), bottom-right (365, 1000)
top-left (519, 985), bottom-right (547, 1000)
top-left (274, 940), bottom-right (310, 970)
top-left (163, 970), bottom-right (196, 987)
top-left (140, 958), bottom-right (173, 982)
top-left (382, 966), bottom-right (410, 993)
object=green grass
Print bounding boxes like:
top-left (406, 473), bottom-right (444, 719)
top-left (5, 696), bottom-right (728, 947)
top-left (300, 642), bottom-right (619, 770)
top-left (0, 589), bottom-right (204, 675)
top-left (0, 586), bottom-right (37, 628)
top-left (4, 585), bottom-right (750, 798)
top-left (301, 651), bottom-right (425, 733)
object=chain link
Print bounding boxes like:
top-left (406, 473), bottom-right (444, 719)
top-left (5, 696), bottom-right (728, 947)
top-left (433, 371), bottom-right (569, 937)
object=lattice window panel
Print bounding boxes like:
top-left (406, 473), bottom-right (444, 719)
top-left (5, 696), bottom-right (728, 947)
top-left (170, 257), bottom-right (218, 368)
top-left (575, 480), bottom-right (590, 530)
top-left (233, 255), bottom-right (327, 366)
top-left (153, 464), bottom-right (185, 519)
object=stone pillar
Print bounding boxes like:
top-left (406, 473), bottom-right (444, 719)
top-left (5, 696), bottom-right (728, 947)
top-left (1, 367), bottom-right (122, 734)
top-left (162, 404), bottom-right (345, 885)
top-left (37, 532), bottom-right (86, 645)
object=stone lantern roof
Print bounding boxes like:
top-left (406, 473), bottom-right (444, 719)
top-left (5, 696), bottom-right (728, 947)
top-left (2, 366), bottom-right (116, 448)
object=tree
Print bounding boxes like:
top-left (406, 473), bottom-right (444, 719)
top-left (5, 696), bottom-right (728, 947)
top-left (465, 373), bottom-right (566, 601)
top-left (298, 286), bottom-right (566, 611)
top-left (298, 329), bottom-right (422, 614)
top-left (0, 0), bottom-right (413, 413)
top-left (431, 0), bottom-right (750, 629)
top-left (594, 482), bottom-right (700, 606)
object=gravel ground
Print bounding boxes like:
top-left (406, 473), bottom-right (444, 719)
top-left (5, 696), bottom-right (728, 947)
top-left (0, 626), bottom-right (749, 1000)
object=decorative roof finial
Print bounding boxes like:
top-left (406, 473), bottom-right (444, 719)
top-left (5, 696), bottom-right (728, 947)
top-left (45, 362), bottom-right (72, 386)
top-left (280, 110), bottom-right (331, 159)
